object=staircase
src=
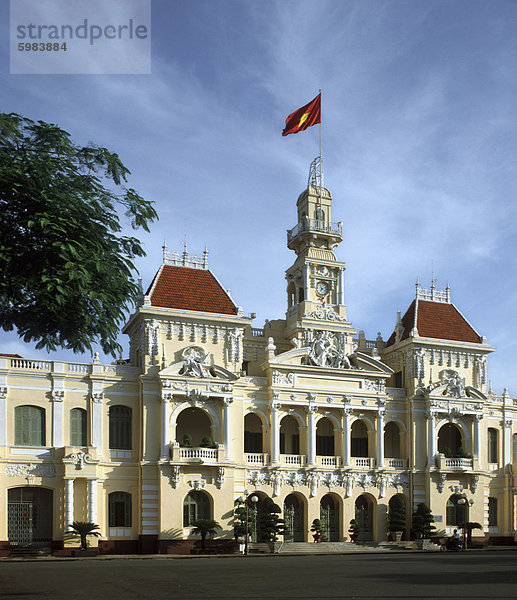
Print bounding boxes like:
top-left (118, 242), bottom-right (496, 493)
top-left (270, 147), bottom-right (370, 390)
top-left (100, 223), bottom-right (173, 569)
top-left (8, 545), bottom-right (53, 558)
top-left (277, 542), bottom-right (414, 554)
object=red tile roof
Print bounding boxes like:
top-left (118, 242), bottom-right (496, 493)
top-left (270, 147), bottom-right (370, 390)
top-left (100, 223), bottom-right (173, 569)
top-left (147, 265), bottom-right (238, 315)
top-left (386, 299), bottom-right (481, 346)
top-left (0, 353), bottom-right (23, 358)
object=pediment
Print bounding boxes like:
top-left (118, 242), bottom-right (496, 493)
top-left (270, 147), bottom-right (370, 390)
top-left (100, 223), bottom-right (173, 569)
top-left (268, 347), bottom-right (393, 376)
top-left (427, 383), bottom-right (486, 400)
top-left (159, 361), bottom-right (238, 381)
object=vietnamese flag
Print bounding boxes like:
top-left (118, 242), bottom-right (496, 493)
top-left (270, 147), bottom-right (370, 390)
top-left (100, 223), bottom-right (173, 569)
top-left (282, 93), bottom-right (321, 136)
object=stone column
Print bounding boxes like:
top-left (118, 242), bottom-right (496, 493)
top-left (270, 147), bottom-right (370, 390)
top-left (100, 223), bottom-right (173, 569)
top-left (223, 398), bottom-right (233, 461)
top-left (503, 419), bottom-right (512, 467)
top-left (0, 387), bottom-right (7, 447)
top-left (307, 406), bottom-right (317, 466)
top-left (474, 414), bottom-right (482, 469)
top-left (161, 393), bottom-right (171, 460)
top-left (65, 478), bottom-right (74, 527)
top-left (271, 403), bottom-right (280, 464)
top-left (376, 410), bottom-right (385, 468)
top-left (51, 390), bottom-right (64, 448)
top-left (91, 393), bottom-right (104, 458)
top-left (342, 408), bottom-right (351, 467)
top-left (426, 411), bottom-right (436, 467)
top-left (88, 479), bottom-right (98, 523)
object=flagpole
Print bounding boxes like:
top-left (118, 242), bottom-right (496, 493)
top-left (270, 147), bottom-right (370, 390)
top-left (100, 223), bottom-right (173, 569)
top-left (318, 89), bottom-right (323, 206)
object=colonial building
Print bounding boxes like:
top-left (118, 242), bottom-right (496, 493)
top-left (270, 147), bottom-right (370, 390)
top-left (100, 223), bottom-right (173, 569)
top-left (1, 168), bottom-right (516, 554)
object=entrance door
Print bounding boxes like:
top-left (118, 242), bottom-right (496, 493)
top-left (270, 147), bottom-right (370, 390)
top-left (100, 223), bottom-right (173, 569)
top-left (355, 495), bottom-right (373, 541)
top-left (8, 487), bottom-right (53, 547)
top-left (320, 495), bottom-right (339, 541)
top-left (284, 495), bottom-right (303, 542)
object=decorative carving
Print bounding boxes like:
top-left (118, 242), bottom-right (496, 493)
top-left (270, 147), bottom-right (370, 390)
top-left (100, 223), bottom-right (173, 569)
top-left (0, 386), bottom-right (7, 400)
top-left (306, 331), bottom-right (355, 369)
top-left (305, 305), bottom-right (346, 323)
top-left (387, 473), bottom-right (408, 491)
top-left (246, 470), bottom-right (269, 487)
top-left (91, 392), bottom-right (104, 404)
top-left (6, 463), bottom-right (56, 478)
top-left (284, 471), bottom-right (305, 488)
top-left (307, 471), bottom-right (319, 497)
top-left (320, 472), bottom-right (341, 490)
top-left (414, 348), bottom-right (426, 381)
top-left (180, 346), bottom-right (214, 378)
top-left (272, 371), bottom-right (294, 385)
top-left (363, 380), bottom-right (385, 393)
top-left (52, 390), bottom-right (64, 402)
top-left (440, 369), bottom-right (465, 398)
top-left (270, 469), bottom-right (283, 497)
top-left (170, 466), bottom-right (180, 488)
top-left (343, 473), bottom-right (354, 497)
top-left (189, 480), bottom-right (205, 491)
top-left (475, 356), bottom-right (486, 387)
top-left (377, 474), bottom-right (387, 498)
top-left (354, 473), bottom-right (376, 489)
top-left (215, 467), bottom-right (225, 489)
top-left (471, 474), bottom-right (479, 493)
top-left (66, 452), bottom-right (94, 470)
top-left (437, 473), bottom-right (446, 493)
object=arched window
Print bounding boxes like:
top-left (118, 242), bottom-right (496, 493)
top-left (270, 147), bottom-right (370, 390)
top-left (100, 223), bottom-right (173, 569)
top-left (108, 492), bottom-right (132, 527)
top-left (14, 405), bottom-right (45, 446)
top-left (488, 428), bottom-right (498, 463)
top-left (70, 408), bottom-right (87, 446)
top-left (351, 420), bottom-right (368, 457)
top-left (109, 406), bottom-right (132, 450)
top-left (384, 422), bottom-right (401, 458)
top-left (176, 407), bottom-right (212, 447)
top-left (244, 413), bottom-right (263, 453)
top-left (316, 417), bottom-right (334, 456)
top-left (488, 497), bottom-right (497, 526)
top-left (183, 491), bottom-right (210, 526)
top-left (280, 416), bottom-right (300, 455)
top-left (438, 423), bottom-right (462, 457)
top-left (446, 495), bottom-right (466, 527)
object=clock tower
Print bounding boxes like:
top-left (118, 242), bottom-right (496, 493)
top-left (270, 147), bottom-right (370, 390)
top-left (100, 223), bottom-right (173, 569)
top-left (285, 159), bottom-right (356, 347)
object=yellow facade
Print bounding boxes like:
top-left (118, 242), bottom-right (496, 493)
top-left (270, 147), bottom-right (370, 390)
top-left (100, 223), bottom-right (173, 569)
top-left (1, 179), bottom-right (515, 554)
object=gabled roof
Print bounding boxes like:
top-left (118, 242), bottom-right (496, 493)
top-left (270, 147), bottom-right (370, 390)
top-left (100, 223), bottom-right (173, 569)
top-left (146, 265), bottom-right (238, 316)
top-left (386, 299), bottom-right (482, 346)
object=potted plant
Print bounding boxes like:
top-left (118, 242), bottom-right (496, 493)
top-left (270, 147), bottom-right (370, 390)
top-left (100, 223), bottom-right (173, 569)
top-left (67, 521), bottom-right (101, 556)
top-left (190, 518), bottom-right (221, 552)
top-left (411, 503), bottom-right (436, 549)
top-left (348, 519), bottom-right (359, 543)
top-left (258, 497), bottom-right (285, 553)
top-left (311, 518), bottom-right (323, 543)
top-left (182, 433), bottom-right (193, 447)
top-left (387, 496), bottom-right (406, 542)
top-left (200, 436), bottom-right (213, 448)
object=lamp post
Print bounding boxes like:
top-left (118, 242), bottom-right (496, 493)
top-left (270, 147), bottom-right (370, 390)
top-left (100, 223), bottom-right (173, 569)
top-left (237, 494), bottom-right (258, 555)
top-left (457, 495), bottom-right (474, 550)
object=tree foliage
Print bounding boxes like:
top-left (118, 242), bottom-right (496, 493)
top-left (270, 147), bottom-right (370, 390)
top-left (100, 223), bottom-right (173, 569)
top-left (0, 113), bottom-right (158, 356)
top-left (190, 518), bottom-right (221, 549)
top-left (67, 520), bottom-right (101, 550)
top-left (411, 503), bottom-right (436, 539)
top-left (258, 497), bottom-right (285, 542)
top-left (387, 496), bottom-right (407, 533)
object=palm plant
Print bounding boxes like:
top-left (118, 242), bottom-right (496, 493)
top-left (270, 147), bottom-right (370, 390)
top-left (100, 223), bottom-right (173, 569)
top-left (67, 521), bottom-right (101, 550)
top-left (190, 518), bottom-right (221, 550)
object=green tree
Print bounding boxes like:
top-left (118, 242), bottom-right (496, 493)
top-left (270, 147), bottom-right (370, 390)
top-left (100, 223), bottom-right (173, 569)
top-left (387, 496), bottom-right (407, 534)
top-left (411, 503), bottom-right (436, 539)
top-left (67, 521), bottom-right (101, 550)
top-left (233, 498), bottom-right (256, 540)
top-left (190, 518), bottom-right (221, 550)
top-left (0, 113), bottom-right (157, 356)
top-left (258, 497), bottom-right (285, 542)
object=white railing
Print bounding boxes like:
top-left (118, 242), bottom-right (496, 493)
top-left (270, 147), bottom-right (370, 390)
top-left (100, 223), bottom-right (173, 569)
top-left (246, 453), bottom-right (269, 465)
top-left (444, 458), bottom-right (473, 469)
top-left (318, 456), bottom-right (340, 467)
top-left (387, 458), bottom-right (407, 469)
top-left (281, 454), bottom-right (306, 466)
top-left (287, 219), bottom-right (342, 243)
top-left (250, 328), bottom-right (265, 337)
top-left (488, 463), bottom-right (499, 471)
top-left (67, 363), bottom-right (89, 373)
top-left (180, 448), bottom-right (218, 461)
top-left (11, 359), bottom-right (50, 370)
top-left (353, 457), bottom-right (376, 468)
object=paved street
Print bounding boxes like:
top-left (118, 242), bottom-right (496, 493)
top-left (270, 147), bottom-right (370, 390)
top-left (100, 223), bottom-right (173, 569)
top-left (1, 552), bottom-right (516, 599)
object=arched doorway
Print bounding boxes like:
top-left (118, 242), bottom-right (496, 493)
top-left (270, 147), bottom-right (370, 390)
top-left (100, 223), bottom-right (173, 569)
top-left (355, 494), bottom-right (374, 541)
top-left (351, 420), bottom-right (369, 457)
top-left (8, 487), bottom-right (53, 548)
top-left (176, 407), bottom-right (213, 447)
top-left (280, 416), bottom-right (300, 455)
top-left (244, 413), bottom-right (263, 453)
top-left (438, 423), bottom-right (462, 457)
top-left (446, 494), bottom-right (466, 528)
top-left (284, 494), bottom-right (304, 542)
top-left (384, 422), bottom-right (401, 458)
top-left (320, 494), bottom-right (339, 541)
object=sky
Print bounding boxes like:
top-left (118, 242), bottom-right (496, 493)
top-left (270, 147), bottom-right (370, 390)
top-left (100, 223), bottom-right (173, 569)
top-left (1, 0), bottom-right (517, 394)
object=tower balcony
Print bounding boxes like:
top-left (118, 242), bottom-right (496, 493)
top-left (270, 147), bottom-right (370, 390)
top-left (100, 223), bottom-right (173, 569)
top-left (287, 218), bottom-right (343, 249)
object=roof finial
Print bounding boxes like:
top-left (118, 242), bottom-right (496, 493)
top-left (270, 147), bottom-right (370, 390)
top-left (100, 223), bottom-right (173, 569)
top-left (182, 235), bottom-right (189, 266)
top-left (203, 245), bottom-right (209, 269)
top-left (162, 240), bottom-right (168, 263)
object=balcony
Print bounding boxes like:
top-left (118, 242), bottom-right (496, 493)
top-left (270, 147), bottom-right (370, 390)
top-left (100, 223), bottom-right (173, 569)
top-left (281, 454), bottom-right (307, 467)
top-left (170, 444), bottom-right (224, 463)
top-left (386, 458), bottom-right (408, 469)
top-left (317, 456), bottom-right (341, 468)
top-left (435, 454), bottom-right (473, 470)
top-left (352, 457), bottom-right (376, 468)
top-left (287, 218), bottom-right (342, 247)
top-left (245, 453), bottom-right (269, 466)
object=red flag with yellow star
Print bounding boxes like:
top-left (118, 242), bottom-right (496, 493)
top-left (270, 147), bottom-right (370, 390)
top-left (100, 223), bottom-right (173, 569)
top-left (282, 93), bottom-right (321, 136)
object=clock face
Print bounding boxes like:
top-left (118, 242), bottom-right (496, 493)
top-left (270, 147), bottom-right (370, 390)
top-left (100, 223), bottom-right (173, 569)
top-left (316, 281), bottom-right (329, 296)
